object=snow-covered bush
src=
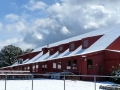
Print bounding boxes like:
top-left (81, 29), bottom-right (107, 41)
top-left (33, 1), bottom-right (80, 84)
top-left (110, 65), bottom-right (120, 84)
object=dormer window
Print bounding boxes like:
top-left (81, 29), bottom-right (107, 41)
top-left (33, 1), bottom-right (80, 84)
top-left (50, 48), bottom-right (54, 55)
top-left (70, 43), bottom-right (74, 50)
top-left (84, 40), bottom-right (88, 47)
top-left (18, 58), bottom-right (23, 64)
top-left (51, 48), bottom-right (53, 51)
top-left (59, 46), bottom-right (63, 52)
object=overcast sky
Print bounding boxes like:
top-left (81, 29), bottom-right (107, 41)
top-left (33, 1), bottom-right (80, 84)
top-left (0, 0), bottom-right (120, 50)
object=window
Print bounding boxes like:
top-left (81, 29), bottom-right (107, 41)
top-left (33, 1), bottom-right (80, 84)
top-left (24, 67), bottom-right (26, 71)
top-left (58, 62), bottom-right (61, 69)
top-left (59, 46), bottom-right (63, 52)
top-left (42, 63), bottom-right (47, 71)
top-left (87, 59), bottom-right (93, 69)
top-left (50, 48), bottom-right (54, 54)
top-left (36, 63), bottom-right (39, 72)
top-left (42, 65), bottom-right (44, 71)
top-left (73, 60), bottom-right (77, 69)
top-left (51, 48), bottom-right (53, 52)
top-left (70, 43), bottom-right (74, 50)
top-left (27, 66), bottom-right (30, 71)
top-left (45, 63), bottom-right (47, 71)
top-left (32, 65), bottom-right (35, 72)
top-left (18, 58), bottom-right (23, 64)
top-left (53, 62), bottom-right (56, 69)
top-left (84, 40), bottom-right (88, 47)
top-left (67, 60), bottom-right (71, 69)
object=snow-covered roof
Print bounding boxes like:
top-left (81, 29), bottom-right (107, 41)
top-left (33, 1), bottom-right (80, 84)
top-left (33, 24), bottom-right (116, 52)
top-left (105, 49), bottom-right (120, 53)
top-left (12, 24), bottom-right (120, 66)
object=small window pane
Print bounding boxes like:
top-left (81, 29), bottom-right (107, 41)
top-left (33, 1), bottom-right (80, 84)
top-left (50, 48), bottom-right (54, 54)
top-left (24, 67), bottom-right (26, 71)
top-left (87, 59), bottom-right (93, 69)
top-left (27, 66), bottom-right (30, 70)
top-left (60, 46), bottom-right (63, 51)
top-left (67, 60), bottom-right (71, 69)
top-left (70, 43), bottom-right (74, 50)
top-left (51, 48), bottom-right (53, 52)
top-left (84, 40), bottom-right (88, 47)
top-left (32, 65), bottom-right (35, 72)
top-left (36, 64), bottom-right (38, 72)
top-left (73, 60), bottom-right (77, 69)
top-left (53, 62), bottom-right (56, 69)
top-left (36, 64), bottom-right (38, 68)
top-left (58, 62), bottom-right (61, 69)
top-left (42, 65), bottom-right (44, 71)
top-left (44, 64), bottom-right (47, 71)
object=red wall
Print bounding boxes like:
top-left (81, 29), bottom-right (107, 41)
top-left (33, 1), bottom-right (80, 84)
top-left (105, 50), bottom-right (120, 75)
top-left (42, 48), bottom-right (49, 54)
top-left (59, 43), bottom-right (69, 53)
top-left (7, 34), bottom-right (120, 81)
top-left (49, 46), bottom-right (58, 55)
top-left (69, 40), bottom-right (82, 51)
top-left (82, 35), bottom-right (103, 49)
top-left (107, 36), bottom-right (120, 50)
top-left (80, 51), bottom-right (105, 80)
top-left (18, 51), bottom-right (41, 60)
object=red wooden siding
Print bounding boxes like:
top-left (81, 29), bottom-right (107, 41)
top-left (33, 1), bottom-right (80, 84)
top-left (59, 43), bottom-right (69, 53)
top-left (107, 36), bottom-right (120, 50)
top-left (42, 48), bottom-right (49, 54)
top-left (82, 35), bottom-right (103, 49)
top-left (49, 46), bottom-right (58, 55)
top-left (18, 51), bottom-right (41, 60)
top-left (69, 40), bottom-right (82, 51)
top-left (105, 50), bottom-right (120, 75)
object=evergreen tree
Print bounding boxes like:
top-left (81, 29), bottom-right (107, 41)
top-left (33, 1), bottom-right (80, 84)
top-left (24, 48), bottom-right (34, 54)
top-left (0, 45), bottom-right (23, 67)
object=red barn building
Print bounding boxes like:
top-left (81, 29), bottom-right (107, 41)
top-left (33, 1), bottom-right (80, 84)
top-left (1, 24), bottom-right (120, 80)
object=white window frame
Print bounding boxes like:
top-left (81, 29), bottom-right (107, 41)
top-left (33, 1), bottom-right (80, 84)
top-left (53, 62), bottom-right (56, 69)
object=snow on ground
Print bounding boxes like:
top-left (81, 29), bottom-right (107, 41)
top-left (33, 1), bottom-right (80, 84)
top-left (0, 79), bottom-right (115, 90)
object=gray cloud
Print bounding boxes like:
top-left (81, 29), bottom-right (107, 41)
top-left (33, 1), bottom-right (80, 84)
top-left (22, 0), bottom-right (120, 48)
top-left (4, 0), bottom-right (120, 50)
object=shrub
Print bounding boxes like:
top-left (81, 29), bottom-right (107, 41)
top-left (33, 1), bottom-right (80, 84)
top-left (110, 65), bottom-right (120, 84)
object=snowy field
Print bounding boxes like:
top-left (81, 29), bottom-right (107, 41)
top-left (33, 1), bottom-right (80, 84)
top-left (0, 79), bottom-right (115, 90)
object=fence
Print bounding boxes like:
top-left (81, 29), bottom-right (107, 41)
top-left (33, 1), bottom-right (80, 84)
top-left (0, 73), bottom-right (120, 90)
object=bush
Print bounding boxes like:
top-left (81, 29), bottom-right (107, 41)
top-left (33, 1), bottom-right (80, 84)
top-left (110, 65), bottom-right (120, 84)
